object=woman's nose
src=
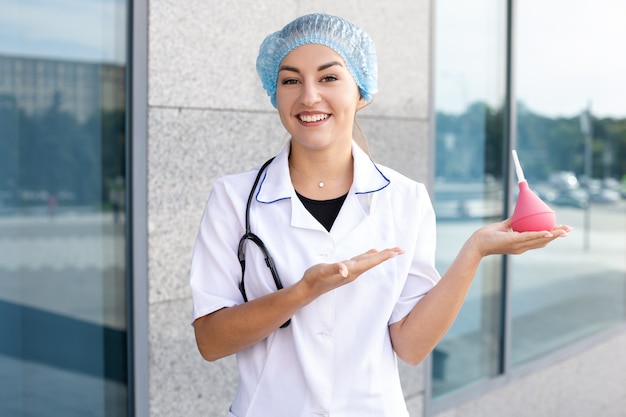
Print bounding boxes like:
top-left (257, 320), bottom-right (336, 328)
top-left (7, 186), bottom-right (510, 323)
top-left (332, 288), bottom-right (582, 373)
top-left (299, 82), bottom-right (321, 106)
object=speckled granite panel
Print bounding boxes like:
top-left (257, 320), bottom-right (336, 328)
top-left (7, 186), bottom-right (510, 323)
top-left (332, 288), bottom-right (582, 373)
top-left (148, 106), bottom-right (286, 304)
top-left (399, 360), bottom-right (426, 408)
top-left (360, 117), bottom-right (432, 187)
top-left (149, 0), bottom-right (295, 110)
top-left (149, 298), bottom-right (238, 417)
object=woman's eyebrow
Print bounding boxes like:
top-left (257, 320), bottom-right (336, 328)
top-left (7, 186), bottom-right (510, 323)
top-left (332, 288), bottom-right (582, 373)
top-left (279, 64), bottom-right (300, 73)
top-left (278, 61), bottom-right (344, 73)
top-left (318, 61), bottom-right (343, 71)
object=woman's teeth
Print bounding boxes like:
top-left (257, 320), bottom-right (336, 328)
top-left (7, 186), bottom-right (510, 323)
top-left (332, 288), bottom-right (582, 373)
top-left (299, 114), bottom-right (328, 122)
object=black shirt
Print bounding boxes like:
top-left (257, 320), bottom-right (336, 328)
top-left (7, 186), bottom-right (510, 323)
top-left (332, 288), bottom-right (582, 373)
top-left (296, 191), bottom-right (348, 232)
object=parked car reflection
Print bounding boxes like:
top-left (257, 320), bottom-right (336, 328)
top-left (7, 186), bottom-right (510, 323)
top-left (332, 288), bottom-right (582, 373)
top-left (543, 171), bottom-right (625, 208)
top-left (550, 188), bottom-right (589, 209)
top-left (581, 178), bottom-right (622, 203)
top-left (434, 179), bottom-right (503, 221)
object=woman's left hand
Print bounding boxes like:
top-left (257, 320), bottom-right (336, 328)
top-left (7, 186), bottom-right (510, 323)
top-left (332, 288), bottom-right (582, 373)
top-left (468, 218), bottom-right (572, 257)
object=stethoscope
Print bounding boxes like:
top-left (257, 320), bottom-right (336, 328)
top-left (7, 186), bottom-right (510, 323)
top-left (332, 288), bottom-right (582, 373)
top-left (237, 157), bottom-right (291, 328)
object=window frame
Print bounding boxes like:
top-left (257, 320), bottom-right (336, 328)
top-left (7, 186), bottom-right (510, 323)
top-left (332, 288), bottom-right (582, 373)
top-left (425, 0), bottom-right (626, 414)
top-left (128, 0), bottom-right (149, 415)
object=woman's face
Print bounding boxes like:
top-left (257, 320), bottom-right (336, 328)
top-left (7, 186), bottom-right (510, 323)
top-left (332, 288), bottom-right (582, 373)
top-left (275, 44), bottom-right (366, 152)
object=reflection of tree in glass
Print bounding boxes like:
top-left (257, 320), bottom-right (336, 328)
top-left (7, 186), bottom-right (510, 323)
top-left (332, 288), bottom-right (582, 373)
top-left (0, 91), bottom-right (126, 209)
top-left (436, 100), bottom-right (626, 182)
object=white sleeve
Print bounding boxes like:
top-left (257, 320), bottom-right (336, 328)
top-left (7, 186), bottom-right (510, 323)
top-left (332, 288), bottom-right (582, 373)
top-left (389, 183), bottom-right (441, 324)
top-left (189, 177), bottom-right (247, 323)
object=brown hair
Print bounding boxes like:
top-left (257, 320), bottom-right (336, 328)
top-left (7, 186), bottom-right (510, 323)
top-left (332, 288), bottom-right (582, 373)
top-left (353, 115), bottom-right (371, 157)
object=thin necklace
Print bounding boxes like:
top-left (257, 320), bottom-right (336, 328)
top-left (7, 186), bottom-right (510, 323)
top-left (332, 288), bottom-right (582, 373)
top-left (289, 163), bottom-right (326, 188)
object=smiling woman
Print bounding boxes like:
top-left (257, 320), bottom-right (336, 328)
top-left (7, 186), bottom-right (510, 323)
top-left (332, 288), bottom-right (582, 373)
top-left (189, 13), bottom-right (570, 417)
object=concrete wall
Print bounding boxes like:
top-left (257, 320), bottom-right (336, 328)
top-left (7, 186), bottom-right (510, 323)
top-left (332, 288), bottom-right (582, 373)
top-left (146, 1), bottom-right (432, 416)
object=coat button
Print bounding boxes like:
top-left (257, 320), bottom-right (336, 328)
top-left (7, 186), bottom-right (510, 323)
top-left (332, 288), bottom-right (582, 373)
top-left (319, 330), bottom-right (333, 339)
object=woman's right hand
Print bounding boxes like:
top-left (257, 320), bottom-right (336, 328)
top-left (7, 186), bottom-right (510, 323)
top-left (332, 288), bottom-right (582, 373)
top-left (194, 246), bottom-right (404, 361)
top-left (299, 247), bottom-right (405, 297)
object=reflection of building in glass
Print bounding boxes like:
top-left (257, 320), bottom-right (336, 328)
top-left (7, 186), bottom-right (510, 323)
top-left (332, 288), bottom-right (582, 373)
top-left (0, 55), bottom-right (125, 122)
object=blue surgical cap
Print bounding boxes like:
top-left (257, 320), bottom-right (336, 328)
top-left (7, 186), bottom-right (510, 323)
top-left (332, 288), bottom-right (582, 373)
top-left (256, 13), bottom-right (378, 108)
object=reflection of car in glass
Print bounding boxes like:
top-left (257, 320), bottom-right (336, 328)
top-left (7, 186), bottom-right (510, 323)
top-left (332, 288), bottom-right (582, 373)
top-left (596, 178), bottom-right (624, 202)
top-left (546, 171), bottom-right (598, 208)
top-left (601, 178), bottom-right (623, 194)
top-left (580, 177), bottom-right (622, 204)
top-left (550, 188), bottom-right (589, 208)
top-left (549, 171), bottom-right (580, 191)
top-left (589, 188), bottom-right (621, 203)
top-left (434, 181), bottom-right (503, 220)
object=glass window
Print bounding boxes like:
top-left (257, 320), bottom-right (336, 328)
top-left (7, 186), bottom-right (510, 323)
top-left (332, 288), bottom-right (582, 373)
top-left (511, 0), bottom-right (626, 366)
top-left (0, 1), bottom-right (129, 415)
top-left (431, 0), bottom-right (507, 399)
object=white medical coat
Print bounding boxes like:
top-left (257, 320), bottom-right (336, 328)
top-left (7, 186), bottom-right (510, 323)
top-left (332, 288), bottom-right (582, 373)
top-left (190, 140), bottom-right (441, 417)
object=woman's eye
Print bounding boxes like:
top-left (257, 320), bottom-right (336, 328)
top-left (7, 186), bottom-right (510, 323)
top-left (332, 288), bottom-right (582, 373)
top-left (321, 75), bottom-right (338, 82)
top-left (281, 78), bottom-right (299, 85)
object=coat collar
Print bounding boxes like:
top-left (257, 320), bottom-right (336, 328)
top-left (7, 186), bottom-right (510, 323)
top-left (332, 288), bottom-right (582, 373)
top-left (256, 140), bottom-right (390, 205)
